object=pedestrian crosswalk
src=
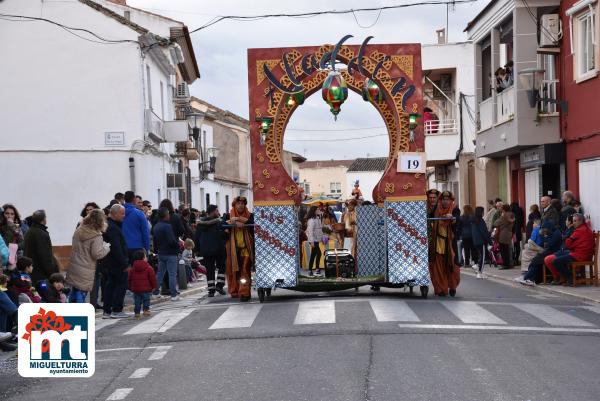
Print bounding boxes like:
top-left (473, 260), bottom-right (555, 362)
top-left (97, 298), bottom-right (600, 337)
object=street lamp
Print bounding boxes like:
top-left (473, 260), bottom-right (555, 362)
top-left (518, 68), bottom-right (545, 108)
top-left (187, 110), bottom-right (219, 182)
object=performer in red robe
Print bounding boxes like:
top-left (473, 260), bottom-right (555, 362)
top-left (429, 190), bottom-right (460, 297)
top-left (225, 197), bottom-right (254, 302)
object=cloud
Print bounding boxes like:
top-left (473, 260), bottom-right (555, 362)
top-left (129, 0), bottom-right (488, 159)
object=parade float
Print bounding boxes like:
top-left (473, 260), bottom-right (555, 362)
top-left (247, 36), bottom-right (431, 300)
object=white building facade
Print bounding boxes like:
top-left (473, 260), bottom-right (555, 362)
top-left (0, 0), bottom-right (200, 246)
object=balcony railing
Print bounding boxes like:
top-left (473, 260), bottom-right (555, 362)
top-left (425, 119), bottom-right (458, 135)
top-left (496, 85), bottom-right (515, 124)
top-left (539, 79), bottom-right (559, 115)
top-left (479, 97), bottom-right (494, 132)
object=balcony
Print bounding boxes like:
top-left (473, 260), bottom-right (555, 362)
top-left (479, 97), bottom-right (494, 131)
top-left (425, 119), bottom-right (458, 135)
top-left (144, 109), bottom-right (191, 143)
top-left (496, 85), bottom-right (515, 124)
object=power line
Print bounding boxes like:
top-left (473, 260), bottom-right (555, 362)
top-left (286, 126), bottom-right (386, 132)
top-left (189, 0), bottom-right (478, 33)
top-left (286, 133), bottom-right (388, 142)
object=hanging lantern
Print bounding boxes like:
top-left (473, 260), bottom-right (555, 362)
top-left (255, 117), bottom-right (273, 146)
top-left (321, 70), bottom-right (348, 120)
top-left (286, 92), bottom-right (305, 107)
top-left (362, 78), bottom-right (383, 103)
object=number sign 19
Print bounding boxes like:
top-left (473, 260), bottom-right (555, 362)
top-left (397, 152), bottom-right (427, 173)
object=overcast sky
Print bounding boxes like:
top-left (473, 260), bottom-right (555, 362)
top-left (129, 0), bottom-right (488, 160)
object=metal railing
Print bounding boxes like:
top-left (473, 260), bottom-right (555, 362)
top-left (424, 119), bottom-right (458, 135)
top-left (539, 79), bottom-right (559, 115)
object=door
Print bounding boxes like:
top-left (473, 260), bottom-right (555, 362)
top-left (579, 159), bottom-right (600, 230)
top-left (525, 168), bottom-right (540, 211)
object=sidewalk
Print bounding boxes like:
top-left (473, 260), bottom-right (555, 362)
top-left (461, 265), bottom-right (600, 304)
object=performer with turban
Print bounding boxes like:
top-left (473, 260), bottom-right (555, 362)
top-left (225, 196), bottom-right (254, 302)
top-left (429, 190), bottom-right (460, 296)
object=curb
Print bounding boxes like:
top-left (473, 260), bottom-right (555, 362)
top-left (94, 284), bottom-right (207, 317)
top-left (461, 267), bottom-right (600, 304)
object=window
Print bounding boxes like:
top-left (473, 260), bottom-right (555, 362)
top-left (574, 7), bottom-right (598, 81)
top-left (329, 182), bottom-right (341, 194)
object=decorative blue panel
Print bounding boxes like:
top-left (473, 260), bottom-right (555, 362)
top-left (356, 205), bottom-right (385, 277)
top-left (385, 200), bottom-right (430, 286)
top-left (254, 205), bottom-right (298, 288)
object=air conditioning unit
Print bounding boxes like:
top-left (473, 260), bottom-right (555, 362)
top-left (540, 14), bottom-right (561, 47)
top-left (174, 82), bottom-right (190, 104)
top-left (166, 173), bottom-right (184, 188)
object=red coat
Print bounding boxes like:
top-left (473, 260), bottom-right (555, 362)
top-left (565, 224), bottom-right (596, 262)
top-left (128, 260), bottom-right (157, 293)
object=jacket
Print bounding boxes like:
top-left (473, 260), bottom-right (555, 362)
top-left (460, 215), bottom-right (473, 239)
top-left (122, 203), bottom-right (150, 251)
top-left (565, 224), bottom-right (595, 262)
top-left (66, 225), bottom-right (110, 292)
top-left (541, 222), bottom-right (562, 253)
top-left (541, 206), bottom-right (560, 229)
top-left (153, 220), bottom-right (180, 256)
top-left (128, 260), bottom-right (157, 293)
top-left (195, 217), bottom-right (226, 257)
top-left (560, 204), bottom-right (577, 231)
top-left (494, 212), bottom-right (515, 245)
top-left (98, 219), bottom-right (129, 273)
top-left (306, 217), bottom-right (323, 244)
top-left (24, 222), bottom-right (59, 284)
top-left (530, 226), bottom-right (543, 246)
top-left (471, 218), bottom-right (492, 247)
top-left (0, 235), bottom-right (7, 266)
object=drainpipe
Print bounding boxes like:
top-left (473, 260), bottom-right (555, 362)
top-left (129, 157), bottom-right (136, 192)
top-left (455, 92), bottom-right (464, 163)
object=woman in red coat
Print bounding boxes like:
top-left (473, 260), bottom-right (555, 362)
top-left (544, 213), bottom-right (595, 285)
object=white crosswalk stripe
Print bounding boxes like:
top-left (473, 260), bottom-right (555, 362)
top-left (442, 301), bottom-right (507, 325)
top-left (369, 300), bottom-right (420, 322)
top-left (294, 300), bottom-right (336, 324)
top-left (101, 298), bottom-right (600, 336)
top-left (124, 309), bottom-right (197, 335)
top-left (511, 303), bottom-right (595, 327)
top-left (209, 304), bottom-right (263, 329)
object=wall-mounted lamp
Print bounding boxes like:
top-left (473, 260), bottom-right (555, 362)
top-left (408, 113), bottom-right (420, 143)
top-left (255, 116), bottom-right (273, 145)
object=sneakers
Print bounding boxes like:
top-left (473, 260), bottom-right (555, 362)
top-left (134, 313), bottom-right (141, 320)
top-left (143, 310), bottom-right (151, 317)
top-left (171, 296), bottom-right (181, 302)
top-left (471, 264), bottom-right (479, 271)
top-left (110, 311), bottom-right (131, 319)
top-left (102, 313), bottom-right (112, 319)
top-left (523, 279), bottom-right (535, 286)
top-left (514, 276), bottom-right (535, 286)
top-left (216, 287), bottom-right (226, 295)
top-left (476, 272), bottom-right (483, 279)
top-left (0, 332), bottom-right (13, 343)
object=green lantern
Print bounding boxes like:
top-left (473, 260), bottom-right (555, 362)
top-left (321, 71), bottom-right (348, 120)
top-left (362, 78), bottom-right (383, 103)
top-left (286, 92), bottom-right (305, 107)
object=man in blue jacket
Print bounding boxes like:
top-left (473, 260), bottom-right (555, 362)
top-left (516, 221), bottom-right (562, 286)
top-left (153, 207), bottom-right (180, 301)
top-left (122, 191), bottom-right (150, 262)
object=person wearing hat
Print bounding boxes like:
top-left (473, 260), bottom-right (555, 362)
top-left (429, 191), bottom-right (460, 296)
top-left (225, 196), bottom-right (254, 302)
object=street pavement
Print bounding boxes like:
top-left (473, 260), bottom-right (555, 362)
top-left (2, 274), bottom-right (600, 401)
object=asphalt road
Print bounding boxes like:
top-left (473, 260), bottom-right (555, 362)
top-left (3, 273), bottom-right (600, 401)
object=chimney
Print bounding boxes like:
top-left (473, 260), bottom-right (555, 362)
top-left (108, 0), bottom-right (127, 5)
top-left (436, 28), bottom-right (446, 45)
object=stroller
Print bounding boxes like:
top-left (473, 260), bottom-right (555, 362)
top-left (488, 230), bottom-right (504, 267)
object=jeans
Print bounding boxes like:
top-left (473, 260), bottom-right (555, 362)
top-left (69, 287), bottom-right (88, 303)
top-left (90, 269), bottom-right (103, 307)
top-left (308, 242), bottom-right (321, 270)
top-left (103, 270), bottom-right (129, 314)
top-left (462, 237), bottom-right (474, 265)
top-left (133, 292), bottom-right (151, 314)
top-left (523, 250), bottom-right (552, 282)
top-left (0, 292), bottom-right (17, 332)
top-left (155, 254), bottom-right (178, 297)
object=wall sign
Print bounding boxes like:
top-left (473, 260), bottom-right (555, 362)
top-left (104, 132), bottom-right (125, 147)
top-left (397, 152), bottom-right (427, 173)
